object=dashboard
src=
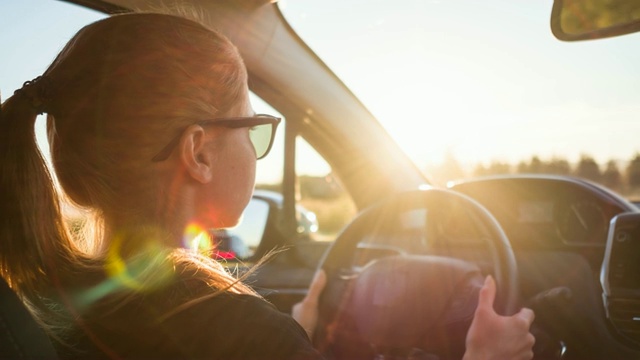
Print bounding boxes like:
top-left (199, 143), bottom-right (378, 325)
top-left (352, 175), bottom-right (637, 267)
top-left (448, 175), bottom-right (637, 250)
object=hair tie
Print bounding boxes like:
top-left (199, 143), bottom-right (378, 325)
top-left (14, 76), bottom-right (52, 115)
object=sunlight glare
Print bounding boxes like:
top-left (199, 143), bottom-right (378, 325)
top-left (183, 223), bottom-right (213, 256)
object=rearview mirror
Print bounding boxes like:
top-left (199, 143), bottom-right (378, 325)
top-left (551, 0), bottom-right (640, 41)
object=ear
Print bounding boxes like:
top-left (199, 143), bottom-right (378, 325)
top-left (178, 125), bottom-right (214, 184)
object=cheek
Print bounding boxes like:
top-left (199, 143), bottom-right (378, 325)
top-left (227, 157), bottom-right (256, 202)
top-left (206, 136), bottom-right (257, 227)
top-left (210, 165), bottom-right (255, 227)
top-left (226, 132), bottom-right (257, 195)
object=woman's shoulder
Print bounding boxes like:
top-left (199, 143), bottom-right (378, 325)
top-left (164, 291), bottom-right (320, 358)
top-left (65, 280), bottom-right (322, 359)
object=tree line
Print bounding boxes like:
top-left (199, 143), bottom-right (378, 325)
top-left (426, 153), bottom-right (640, 197)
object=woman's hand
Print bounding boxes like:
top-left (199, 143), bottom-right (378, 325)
top-left (291, 269), bottom-right (327, 340)
top-left (464, 276), bottom-right (536, 360)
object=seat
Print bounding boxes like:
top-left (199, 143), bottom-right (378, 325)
top-left (0, 276), bottom-right (58, 359)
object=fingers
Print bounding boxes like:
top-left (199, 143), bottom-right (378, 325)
top-left (514, 331), bottom-right (536, 360)
top-left (513, 308), bottom-right (535, 360)
top-left (516, 307), bottom-right (535, 326)
top-left (304, 269), bottom-right (327, 303)
top-left (477, 275), bottom-right (496, 310)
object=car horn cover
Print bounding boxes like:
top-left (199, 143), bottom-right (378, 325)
top-left (347, 255), bottom-right (483, 350)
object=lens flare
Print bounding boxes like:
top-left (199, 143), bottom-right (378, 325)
top-left (103, 229), bottom-right (174, 291)
top-left (74, 228), bottom-right (176, 309)
top-left (182, 222), bottom-right (214, 256)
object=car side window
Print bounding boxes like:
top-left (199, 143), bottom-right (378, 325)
top-left (249, 94), bottom-right (357, 242)
top-left (294, 136), bottom-right (357, 241)
top-left (228, 96), bottom-right (357, 260)
top-left (227, 114), bottom-right (357, 259)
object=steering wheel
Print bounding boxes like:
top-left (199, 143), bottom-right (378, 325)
top-left (313, 189), bottom-right (518, 359)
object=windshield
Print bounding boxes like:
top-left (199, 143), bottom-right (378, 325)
top-left (279, 0), bottom-right (640, 194)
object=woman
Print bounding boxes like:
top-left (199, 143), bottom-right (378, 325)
top-left (0, 12), bottom-right (534, 359)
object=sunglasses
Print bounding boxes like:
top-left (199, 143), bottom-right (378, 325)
top-left (151, 114), bottom-right (281, 162)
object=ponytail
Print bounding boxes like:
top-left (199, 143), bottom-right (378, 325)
top-left (0, 80), bottom-right (80, 310)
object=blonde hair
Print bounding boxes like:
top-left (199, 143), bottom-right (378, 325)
top-left (0, 12), bottom-right (257, 339)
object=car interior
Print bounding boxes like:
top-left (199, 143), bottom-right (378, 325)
top-left (2, 0), bottom-right (640, 359)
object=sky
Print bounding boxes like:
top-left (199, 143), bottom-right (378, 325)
top-left (2, 0), bottom-right (640, 184)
